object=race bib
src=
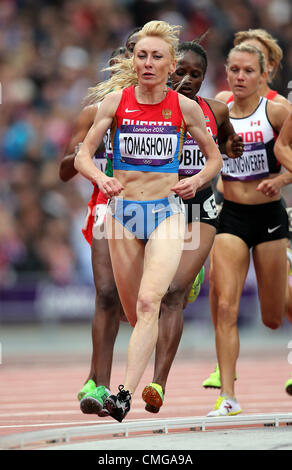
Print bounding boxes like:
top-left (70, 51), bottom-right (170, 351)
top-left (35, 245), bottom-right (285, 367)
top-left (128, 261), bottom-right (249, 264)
top-left (222, 142), bottom-right (269, 181)
top-left (103, 128), bottom-right (113, 160)
top-left (203, 193), bottom-right (218, 219)
top-left (179, 137), bottom-right (205, 175)
top-left (93, 152), bottom-right (107, 173)
top-left (119, 124), bottom-right (177, 166)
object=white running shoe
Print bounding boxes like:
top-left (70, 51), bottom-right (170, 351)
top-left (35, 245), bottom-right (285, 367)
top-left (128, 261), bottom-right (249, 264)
top-left (207, 395), bottom-right (242, 417)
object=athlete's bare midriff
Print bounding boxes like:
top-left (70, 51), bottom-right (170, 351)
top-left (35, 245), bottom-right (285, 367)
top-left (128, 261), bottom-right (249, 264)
top-left (222, 173), bottom-right (281, 205)
top-left (115, 169), bottom-right (178, 200)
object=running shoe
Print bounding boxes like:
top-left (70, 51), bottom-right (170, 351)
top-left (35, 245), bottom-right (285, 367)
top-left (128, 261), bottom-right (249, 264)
top-left (104, 385), bottom-right (131, 422)
top-left (77, 379), bottom-right (96, 401)
top-left (142, 382), bottom-right (164, 414)
top-left (285, 373), bottom-right (292, 395)
top-left (287, 248), bottom-right (292, 276)
top-left (80, 385), bottom-right (110, 417)
top-left (202, 364), bottom-right (237, 389)
top-left (207, 395), bottom-right (242, 417)
top-left (188, 266), bottom-right (205, 303)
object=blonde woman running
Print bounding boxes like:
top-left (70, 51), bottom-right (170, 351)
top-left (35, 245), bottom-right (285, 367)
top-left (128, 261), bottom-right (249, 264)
top-left (74, 20), bottom-right (222, 422)
top-left (204, 28), bottom-right (292, 390)
top-left (206, 44), bottom-right (290, 416)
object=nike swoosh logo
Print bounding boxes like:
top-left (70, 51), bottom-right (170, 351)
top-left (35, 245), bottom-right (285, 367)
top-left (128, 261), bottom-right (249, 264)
top-left (125, 108), bottom-right (140, 113)
top-left (152, 207), bottom-right (166, 214)
top-left (268, 225), bottom-right (281, 233)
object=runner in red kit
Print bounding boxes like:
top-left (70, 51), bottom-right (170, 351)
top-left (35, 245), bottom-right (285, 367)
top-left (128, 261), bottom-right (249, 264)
top-left (74, 20), bottom-right (222, 422)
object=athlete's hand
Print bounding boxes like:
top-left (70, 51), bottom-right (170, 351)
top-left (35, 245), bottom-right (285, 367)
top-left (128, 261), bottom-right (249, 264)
top-left (96, 174), bottom-right (124, 198)
top-left (171, 176), bottom-right (200, 199)
top-left (256, 178), bottom-right (282, 197)
top-left (226, 134), bottom-right (244, 158)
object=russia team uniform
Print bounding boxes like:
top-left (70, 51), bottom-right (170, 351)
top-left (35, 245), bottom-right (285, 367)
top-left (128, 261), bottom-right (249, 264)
top-left (107, 85), bottom-right (186, 242)
top-left (83, 91), bottom-right (221, 244)
top-left (219, 97), bottom-right (289, 247)
top-left (179, 96), bottom-right (219, 227)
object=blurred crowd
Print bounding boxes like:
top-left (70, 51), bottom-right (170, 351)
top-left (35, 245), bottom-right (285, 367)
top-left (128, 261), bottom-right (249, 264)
top-left (0, 0), bottom-right (291, 287)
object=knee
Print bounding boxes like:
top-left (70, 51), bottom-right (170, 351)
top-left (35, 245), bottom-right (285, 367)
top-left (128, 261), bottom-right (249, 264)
top-left (95, 283), bottom-right (119, 311)
top-left (161, 283), bottom-right (186, 311)
top-left (216, 300), bottom-right (238, 328)
top-left (137, 291), bottom-right (160, 322)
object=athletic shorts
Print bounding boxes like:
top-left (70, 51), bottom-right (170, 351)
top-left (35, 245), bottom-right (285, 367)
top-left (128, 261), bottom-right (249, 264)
top-left (107, 194), bottom-right (185, 243)
top-left (82, 185), bottom-right (108, 246)
top-left (217, 199), bottom-right (289, 248)
top-left (183, 186), bottom-right (219, 228)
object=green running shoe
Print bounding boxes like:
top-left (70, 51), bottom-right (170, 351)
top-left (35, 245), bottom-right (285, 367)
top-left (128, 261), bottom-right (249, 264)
top-left (202, 364), bottom-right (237, 389)
top-left (285, 373), bottom-right (292, 395)
top-left (80, 385), bottom-right (111, 417)
top-left (77, 379), bottom-right (96, 401)
top-left (142, 382), bottom-right (164, 414)
top-left (188, 266), bottom-right (205, 303)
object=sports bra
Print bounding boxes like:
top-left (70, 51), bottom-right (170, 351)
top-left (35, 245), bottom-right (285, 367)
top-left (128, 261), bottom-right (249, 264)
top-left (221, 97), bottom-right (280, 181)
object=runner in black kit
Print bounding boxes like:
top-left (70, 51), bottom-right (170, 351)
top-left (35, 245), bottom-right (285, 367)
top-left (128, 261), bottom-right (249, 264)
top-left (205, 44), bottom-right (291, 416)
top-left (204, 27), bottom-right (292, 390)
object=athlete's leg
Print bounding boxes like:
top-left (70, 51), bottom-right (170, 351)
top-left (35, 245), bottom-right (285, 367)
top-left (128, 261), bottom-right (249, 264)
top-left (107, 213), bottom-right (185, 395)
top-left (253, 238), bottom-right (288, 330)
top-left (211, 234), bottom-right (250, 399)
top-left (285, 244), bottom-right (292, 324)
top-left (85, 236), bottom-right (121, 389)
top-left (208, 244), bottom-right (218, 329)
top-left (152, 222), bottom-right (216, 393)
top-left (286, 281), bottom-right (292, 324)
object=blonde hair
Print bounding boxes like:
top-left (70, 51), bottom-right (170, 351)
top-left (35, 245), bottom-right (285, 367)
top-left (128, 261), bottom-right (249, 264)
top-left (85, 20), bottom-right (181, 104)
top-left (226, 44), bottom-right (266, 75)
top-left (234, 29), bottom-right (283, 82)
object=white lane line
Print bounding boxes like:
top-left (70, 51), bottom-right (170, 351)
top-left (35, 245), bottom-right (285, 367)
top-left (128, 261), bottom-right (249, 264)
top-left (0, 420), bottom-right (109, 428)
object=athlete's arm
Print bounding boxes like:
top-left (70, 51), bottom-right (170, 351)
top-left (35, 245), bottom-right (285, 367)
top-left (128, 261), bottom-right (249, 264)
top-left (59, 105), bottom-right (99, 182)
top-left (257, 110), bottom-right (292, 196)
top-left (272, 94), bottom-right (292, 113)
top-left (208, 98), bottom-right (243, 158)
top-left (171, 95), bottom-right (222, 199)
top-left (274, 113), bottom-right (292, 163)
top-left (256, 170), bottom-right (292, 197)
top-left (214, 90), bottom-right (232, 103)
top-left (268, 101), bottom-right (292, 172)
top-left (74, 91), bottom-right (124, 198)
